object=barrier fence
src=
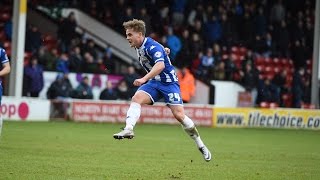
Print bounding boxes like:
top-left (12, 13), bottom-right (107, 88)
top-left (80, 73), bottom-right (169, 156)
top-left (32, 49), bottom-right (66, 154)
top-left (2, 97), bottom-right (320, 130)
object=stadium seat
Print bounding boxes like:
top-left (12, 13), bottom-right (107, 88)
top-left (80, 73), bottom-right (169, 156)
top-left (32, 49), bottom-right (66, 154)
top-left (273, 58), bottom-right (280, 66)
top-left (239, 47), bottom-right (247, 56)
top-left (256, 65), bottom-right (264, 72)
top-left (282, 94), bottom-right (292, 107)
top-left (281, 58), bottom-right (289, 66)
top-left (274, 67), bottom-right (280, 74)
top-left (231, 46), bottom-right (239, 54)
top-left (259, 101), bottom-right (270, 108)
top-left (269, 102), bottom-right (279, 108)
top-left (301, 103), bottom-right (316, 109)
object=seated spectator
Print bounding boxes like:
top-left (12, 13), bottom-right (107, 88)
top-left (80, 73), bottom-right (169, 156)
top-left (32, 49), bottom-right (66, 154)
top-left (224, 54), bottom-right (237, 81)
top-left (272, 69), bottom-right (288, 106)
top-left (47, 73), bottom-right (73, 99)
top-left (23, 57), bottom-right (44, 97)
top-left (177, 66), bottom-right (195, 103)
top-left (196, 48), bottom-right (214, 79)
top-left (115, 80), bottom-right (130, 100)
top-left (38, 47), bottom-right (59, 71)
top-left (82, 52), bottom-right (99, 73)
top-left (257, 78), bottom-right (280, 105)
top-left (99, 81), bottom-right (118, 100)
top-left (69, 46), bottom-right (83, 72)
top-left (212, 61), bottom-right (226, 80)
top-left (56, 53), bottom-right (70, 73)
top-left (240, 63), bottom-right (259, 106)
top-left (72, 76), bottom-right (93, 99)
top-left (124, 66), bottom-right (140, 97)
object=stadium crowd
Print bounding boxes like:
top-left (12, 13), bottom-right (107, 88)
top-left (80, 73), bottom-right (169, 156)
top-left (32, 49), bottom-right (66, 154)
top-left (0, 0), bottom-right (317, 108)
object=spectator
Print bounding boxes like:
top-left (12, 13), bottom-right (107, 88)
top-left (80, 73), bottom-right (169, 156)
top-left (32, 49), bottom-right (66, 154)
top-left (23, 57), bottom-right (44, 97)
top-left (190, 32), bottom-right (204, 60)
top-left (270, 0), bottom-right (286, 24)
top-left (56, 53), bottom-right (70, 73)
top-left (257, 78), bottom-right (280, 105)
top-left (241, 49), bottom-right (255, 70)
top-left (57, 12), bottom-right (77, 53)
top-left (291, 40), bottom-right (306, 69)
top-left (254, 7), bottom-right (267, 37)
top-left (47, 73), bottom-right (73, 99)
top-left (272, 69), bottom-right (288, 106)
top-left (205, 15), bottom-right (221, 45)
top-left (25, 25), bottom-right (42, 53)
top-left (292, 67), bottom-right (305, 108)
top-left (262, 32), bottom-right (276, 57)
top-left (177, 66), bottom-right (195, 103)
top-left (82, 52), bottom-right (99, 73)
top-left (99, 81), bottom-right (118, 100)
top-left (275, 20), bottom-right (290, 57)
top-left (137, 7), bottom-right (152, 34)
top-left (241, 12), bottom-right (255, 46)
top-left (166, 27), bottom-right (182, 62)
top-left (4, 19), bottom-right (12, 40)
top-left (197, 48), bottom-right (214, 79)
top-left (69, 46), bottom-right (83, 72)
top-left (212, 61), bottom-right (226, 80)
top-left (171, 0), bottom-right (186, 27)
top-left (124, 66), bottom-right (140, 98)
top-left (82, 39), bottom-right (98, 59)
top-left (240, 63), bottom-right (259, 106)
top-left (224, 54), bottom-right (237, 81)
top-left (176, 29), bottom-right (192, 68)
top-left (220, 13), bottom-right (235, 47)
top-left (38, 47), bottom-right (59, 71)
top-left (187, 4), bottom-right (206, 27)
top-left (72, 76), bottom-right (93, 99)
top-left (101, 8), bottom-right (115, 28)
top-left (115, 80), bottom-right (130, 100)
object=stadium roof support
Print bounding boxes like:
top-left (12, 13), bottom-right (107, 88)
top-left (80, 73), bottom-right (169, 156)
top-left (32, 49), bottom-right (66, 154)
top-left (8, 0), bottom-right (26, 97)
top-left (311, 0), bottom-right (320, 108)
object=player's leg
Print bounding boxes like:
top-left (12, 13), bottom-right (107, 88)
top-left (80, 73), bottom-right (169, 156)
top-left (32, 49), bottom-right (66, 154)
top-left (168, 105), bottom-right (211, 161)
top-left (113, 81), bottom-right (160, 139)
top-left (160, 82), bottom-right (211, 161)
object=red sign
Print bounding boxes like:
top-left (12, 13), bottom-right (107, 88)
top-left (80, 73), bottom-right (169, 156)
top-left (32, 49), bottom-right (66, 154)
top-left (72, 101), bottom-right (213, 126)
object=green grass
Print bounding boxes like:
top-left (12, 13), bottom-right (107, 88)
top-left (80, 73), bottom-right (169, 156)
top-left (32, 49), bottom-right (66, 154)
top-left (0, 121), bottom-right (319, 180)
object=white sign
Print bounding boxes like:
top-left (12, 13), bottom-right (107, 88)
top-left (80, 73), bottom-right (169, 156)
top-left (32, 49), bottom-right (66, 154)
top-left (1, 96), bottom-right (50, 121)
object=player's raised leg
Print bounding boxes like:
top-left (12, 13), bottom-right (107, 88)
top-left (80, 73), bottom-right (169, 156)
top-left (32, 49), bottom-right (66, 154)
top-left (113, 91), bottom-right (152, 139)
top-left (168, 105), bottom-right (212, 162)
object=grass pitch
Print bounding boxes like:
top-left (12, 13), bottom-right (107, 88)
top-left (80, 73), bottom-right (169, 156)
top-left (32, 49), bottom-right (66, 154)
top-left (0, 121), bottom-right (319, 180)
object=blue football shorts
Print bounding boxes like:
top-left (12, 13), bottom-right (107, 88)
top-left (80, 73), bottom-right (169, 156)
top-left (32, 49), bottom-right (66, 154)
top-left (138, 80), bottom-right (183, 105)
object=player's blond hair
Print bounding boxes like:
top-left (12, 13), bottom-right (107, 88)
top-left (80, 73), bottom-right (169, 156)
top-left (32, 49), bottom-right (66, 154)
top-left (123, 19), bottom-right (146, 36)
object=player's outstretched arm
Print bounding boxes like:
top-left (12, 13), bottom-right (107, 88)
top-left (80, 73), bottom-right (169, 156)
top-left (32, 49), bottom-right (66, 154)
top-left (133, 62), bottom-right (165, 86)
top-left (0, 62), bottom-right (10, 76)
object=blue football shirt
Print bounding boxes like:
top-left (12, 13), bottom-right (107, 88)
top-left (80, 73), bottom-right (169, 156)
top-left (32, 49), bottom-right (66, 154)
top-left (135, 37), bottom-right (178, 83)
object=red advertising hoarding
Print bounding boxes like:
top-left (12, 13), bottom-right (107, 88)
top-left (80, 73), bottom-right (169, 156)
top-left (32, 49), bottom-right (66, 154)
top-left (72, 101), bottom-right (212, 126)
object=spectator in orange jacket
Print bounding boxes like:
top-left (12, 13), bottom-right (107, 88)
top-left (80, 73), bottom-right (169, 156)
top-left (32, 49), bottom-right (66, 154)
top-left (177, 66), bottom-right (195, 103)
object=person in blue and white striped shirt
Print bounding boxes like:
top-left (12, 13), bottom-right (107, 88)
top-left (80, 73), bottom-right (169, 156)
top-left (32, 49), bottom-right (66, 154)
top-left (0, 47), bottom-right (11, 136)
top-left (113, 19), bottom-right (211, 162)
